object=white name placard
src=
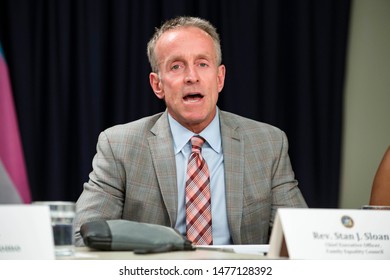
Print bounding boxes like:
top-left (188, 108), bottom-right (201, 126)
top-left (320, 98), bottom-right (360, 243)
top-left (0, 205), bottom-right (55, 259)
top-left (268, 208), bottom-right (390, 259)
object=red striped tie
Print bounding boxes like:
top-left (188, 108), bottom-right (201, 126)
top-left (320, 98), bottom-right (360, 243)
top-left (185, 135), bottom-right (213, 245)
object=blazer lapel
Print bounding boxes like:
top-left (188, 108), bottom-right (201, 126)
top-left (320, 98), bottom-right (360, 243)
top-left (148, 111), bottom-right (178, 227)
top-left (220, 111), bottom-right (244, 244)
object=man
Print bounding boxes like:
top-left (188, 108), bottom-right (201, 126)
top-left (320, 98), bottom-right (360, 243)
top-left (74, 16), bottom-right (307, 246)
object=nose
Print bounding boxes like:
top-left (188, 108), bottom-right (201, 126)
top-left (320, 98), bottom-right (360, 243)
top-left (184, 66), bottom-right (199, 84)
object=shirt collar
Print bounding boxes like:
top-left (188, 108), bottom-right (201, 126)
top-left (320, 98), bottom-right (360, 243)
top-left (168, 108), bottom-right (222, 155)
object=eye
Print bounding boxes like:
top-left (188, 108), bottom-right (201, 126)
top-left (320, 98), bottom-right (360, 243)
top-left (199, 62), bottom-right (208, 68)
top-left (170, 62), bottom-right (184, 71)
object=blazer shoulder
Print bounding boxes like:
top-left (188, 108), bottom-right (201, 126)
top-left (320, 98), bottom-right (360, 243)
top-left (103, 112), bottom-right (164, 139)
top-left (220, 110), bottom-right (284, 137)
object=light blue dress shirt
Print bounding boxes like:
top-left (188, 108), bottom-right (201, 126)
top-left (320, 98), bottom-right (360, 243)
top-left (168, 110), bottom-right (232, 245)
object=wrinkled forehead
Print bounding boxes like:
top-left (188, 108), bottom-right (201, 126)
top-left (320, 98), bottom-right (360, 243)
top-left (155, 26), bottom-right (217, 62)
top-left (157, 26), bottom-right (213, 47)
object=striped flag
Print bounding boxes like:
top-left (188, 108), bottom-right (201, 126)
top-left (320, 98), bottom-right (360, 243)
top-left (0, 42), bottom-right (31, 203)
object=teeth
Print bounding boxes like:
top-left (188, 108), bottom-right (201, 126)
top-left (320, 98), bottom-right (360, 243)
top-left (187, 98), bottom-right (199, 103)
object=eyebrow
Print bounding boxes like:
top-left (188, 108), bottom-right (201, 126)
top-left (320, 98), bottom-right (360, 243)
top-left (167, 54), bottom-right (213, 65)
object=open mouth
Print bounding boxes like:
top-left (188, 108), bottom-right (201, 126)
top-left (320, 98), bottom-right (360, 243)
top-left (183, 93), bottom-right (203, 103)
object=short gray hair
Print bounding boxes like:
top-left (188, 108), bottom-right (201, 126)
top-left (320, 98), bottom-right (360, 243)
top-left (147, 16), bottom-right (222, 73)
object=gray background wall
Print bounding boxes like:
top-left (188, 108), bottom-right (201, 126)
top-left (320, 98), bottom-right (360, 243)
top-left (340, 0), bottom-right (390, 208)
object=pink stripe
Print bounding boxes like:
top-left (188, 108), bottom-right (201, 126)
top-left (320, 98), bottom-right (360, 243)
top-left (0, 54), bottom-right (31, 203)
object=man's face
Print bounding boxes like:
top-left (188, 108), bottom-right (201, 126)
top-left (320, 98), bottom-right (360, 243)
top-left (149, 26), bottom-right (225, 133)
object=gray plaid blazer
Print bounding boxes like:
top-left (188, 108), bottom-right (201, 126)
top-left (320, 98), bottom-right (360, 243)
top-left (74, 109), bottom-right (307, 246)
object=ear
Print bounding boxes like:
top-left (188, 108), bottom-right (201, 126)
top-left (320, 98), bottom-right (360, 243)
top-left (149, 72), bottom-right (164, 99)
top-left (217, 65), bottom-right (226, 93)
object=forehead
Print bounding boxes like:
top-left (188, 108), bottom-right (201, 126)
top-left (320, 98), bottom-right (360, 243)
top-left (155, 26), bottom-right (216, 60)
top-left (158, 26), bottom-right (211, 42)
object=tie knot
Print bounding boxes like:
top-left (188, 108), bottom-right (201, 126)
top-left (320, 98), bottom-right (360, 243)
top-left (190, 135), bottom-right (205, 153)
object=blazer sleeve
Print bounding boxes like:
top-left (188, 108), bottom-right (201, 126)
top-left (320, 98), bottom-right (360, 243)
top-left (270, 130), bottom-right (307, 228)
top-left (74, 131), bottom-right (125, 246)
